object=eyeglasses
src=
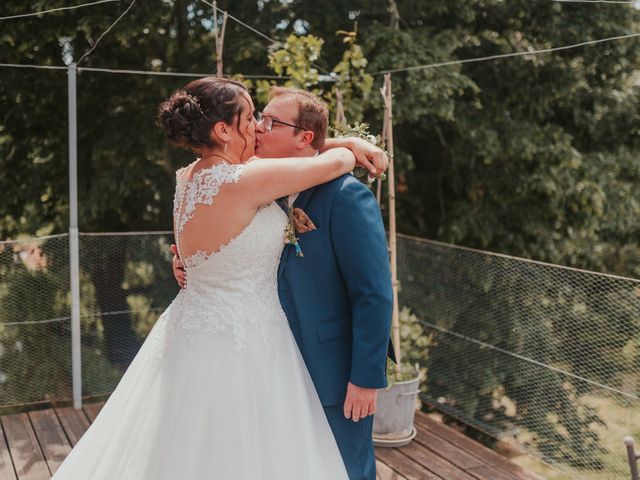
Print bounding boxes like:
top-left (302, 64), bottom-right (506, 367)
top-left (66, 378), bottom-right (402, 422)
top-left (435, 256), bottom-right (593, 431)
top-left (256, 112), bottom-right (305, 132)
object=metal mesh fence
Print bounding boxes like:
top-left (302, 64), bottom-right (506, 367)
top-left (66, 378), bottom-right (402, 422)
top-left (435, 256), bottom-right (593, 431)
top-left (0, 232), bottom-right (179, 410)
top-left (0, 234), bottom-right (72, 408)
top-left (397, 234), bottom-right (640, 480)
top-left (2, 231), bottom-right (639, 478)
top-left (77, 232), bottom-right (178, 397)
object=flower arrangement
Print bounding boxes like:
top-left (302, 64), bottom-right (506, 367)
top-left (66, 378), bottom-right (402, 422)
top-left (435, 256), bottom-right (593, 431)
top-left (330, 122), bottom-right (388, 184)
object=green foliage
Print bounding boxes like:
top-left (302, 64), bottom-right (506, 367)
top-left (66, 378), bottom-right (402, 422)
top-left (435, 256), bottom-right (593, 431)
top-left (356, 0), bottom-right (640, 280)
top-left (0, 234), bottom-right (178, 405)
top-left (1, 1), bottom-right (640, 473)
top-left (269, 33), bottom-right (323, 89)
top-left (248, 33), bottom-right (325, 105)
top-left (0, 237), bottom-right (117, 405)
top-left (386, 306), bottom-right (433, 386)
top-left (329, 121), bottom-right (382, 148)
top-left (324, 27), bottom-right (374, 122)
top-left (249, 29), bottom-right (373, 121)
top-left (1, 1), bottom-right (637, 278)
top-left (329, 121), bottom-right (386, 182)
top-left (398, 236), bottom-right (639, 469)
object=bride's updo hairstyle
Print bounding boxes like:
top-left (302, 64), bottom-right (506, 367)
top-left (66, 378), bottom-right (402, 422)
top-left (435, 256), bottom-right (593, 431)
top-left (157, 77), bottom-right (248, 150)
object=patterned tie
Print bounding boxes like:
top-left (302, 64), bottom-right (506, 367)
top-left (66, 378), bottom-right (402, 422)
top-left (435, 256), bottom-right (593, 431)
top-left (275, 196), bottom-right (289, 213)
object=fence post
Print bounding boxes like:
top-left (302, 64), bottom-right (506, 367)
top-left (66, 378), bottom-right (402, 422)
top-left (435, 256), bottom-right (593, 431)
top-left (68, 63), bottom-right (82, 410)
top-left (625, 437), bottom-right (640, 480)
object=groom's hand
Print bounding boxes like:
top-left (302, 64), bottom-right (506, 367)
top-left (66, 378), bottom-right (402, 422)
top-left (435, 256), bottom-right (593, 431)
top-left (170, 244), bottom-right (186, 289)
top-left (343, 382), bottom-right (377, 422)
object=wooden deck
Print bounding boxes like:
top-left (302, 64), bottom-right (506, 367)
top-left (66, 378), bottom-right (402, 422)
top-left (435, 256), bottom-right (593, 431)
top-left (0, 403), bottom-right (541, 480)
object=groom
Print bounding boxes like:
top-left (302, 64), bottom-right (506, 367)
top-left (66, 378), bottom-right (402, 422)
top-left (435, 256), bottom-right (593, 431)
top-left (172, 87), bottom-right (393, 480)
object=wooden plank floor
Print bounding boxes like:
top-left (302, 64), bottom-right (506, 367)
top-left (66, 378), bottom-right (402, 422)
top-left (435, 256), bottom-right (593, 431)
top-left (0, 403), bottom-right (542, 480)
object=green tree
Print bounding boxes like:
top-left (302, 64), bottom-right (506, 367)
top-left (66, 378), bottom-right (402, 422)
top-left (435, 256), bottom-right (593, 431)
top-left (2, 1), bottom-right (640, 471)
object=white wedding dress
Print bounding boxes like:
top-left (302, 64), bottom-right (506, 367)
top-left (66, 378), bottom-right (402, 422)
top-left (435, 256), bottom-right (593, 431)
top-left (52, 163), bottom-right (348, 479)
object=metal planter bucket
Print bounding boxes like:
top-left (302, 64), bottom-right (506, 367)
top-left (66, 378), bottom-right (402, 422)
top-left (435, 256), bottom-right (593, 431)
top-left (372, 374), bottom-right (421, 447)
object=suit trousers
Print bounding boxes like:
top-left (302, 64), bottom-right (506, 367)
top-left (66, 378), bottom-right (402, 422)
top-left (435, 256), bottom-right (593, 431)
top-left (323, 404), bottom-right (376, 480)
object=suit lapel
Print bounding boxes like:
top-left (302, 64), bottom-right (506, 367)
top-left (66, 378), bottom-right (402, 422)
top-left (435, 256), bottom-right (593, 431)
top-left (291, 186), bottom-right (315, 212)
top-left (277, 187), bottom-right (316, 281)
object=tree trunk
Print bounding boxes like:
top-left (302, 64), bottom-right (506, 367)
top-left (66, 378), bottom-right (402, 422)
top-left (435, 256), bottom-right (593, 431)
top-left (88, 240), bottom-right (141, 369)
top-left (175, 0), bottom-right (189, 71)
top-left (388, 0), bottom-right (400, 30)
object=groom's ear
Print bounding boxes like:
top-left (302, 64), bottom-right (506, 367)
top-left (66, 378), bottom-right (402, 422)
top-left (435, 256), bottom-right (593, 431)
top-left (297, 130), bottom-right (315, 149)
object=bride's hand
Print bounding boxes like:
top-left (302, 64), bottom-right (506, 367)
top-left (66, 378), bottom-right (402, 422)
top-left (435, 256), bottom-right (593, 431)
top-left (322, 137), bottom-right (389, 178)
top-left (349, 137), bottom-right (388, 177)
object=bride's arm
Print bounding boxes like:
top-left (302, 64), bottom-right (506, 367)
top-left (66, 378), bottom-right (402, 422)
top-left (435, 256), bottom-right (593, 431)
top-left (321, 137), bottom-right (388, 177)
top-left (238, 147), bottom-right (367, 208)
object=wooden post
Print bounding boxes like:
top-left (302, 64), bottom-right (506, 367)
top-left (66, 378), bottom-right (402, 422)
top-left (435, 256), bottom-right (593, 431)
top-left (381, 73), bottom-right (401, 375)
top-left (212, 1), bottom-right (227, 77)
top-left (377, 102), bottom-right (389, 205)
top-left (626, 437), bottom-right (640, 480)
top-left (334, 88), bottom-right (346, 127)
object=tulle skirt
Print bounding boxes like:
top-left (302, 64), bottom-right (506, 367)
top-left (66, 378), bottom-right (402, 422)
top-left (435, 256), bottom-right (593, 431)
top-left (51, 305), bottom-right (348, 479)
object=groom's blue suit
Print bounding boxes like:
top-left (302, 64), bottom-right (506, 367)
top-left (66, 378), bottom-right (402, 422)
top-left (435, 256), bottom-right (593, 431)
top-left (277, 173), bottom-right (394, 480)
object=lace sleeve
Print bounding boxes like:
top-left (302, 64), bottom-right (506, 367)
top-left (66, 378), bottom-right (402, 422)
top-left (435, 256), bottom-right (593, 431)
top-left (173, 168), bottom-right (188, 234)
top-left (175, 163), bottom-right (244, 234)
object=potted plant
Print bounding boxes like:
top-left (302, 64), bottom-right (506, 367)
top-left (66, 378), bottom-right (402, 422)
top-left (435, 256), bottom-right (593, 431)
top-left (373, 364), bottom-right (421, 446)
top-left (373, 307), bottom-right (431, 447)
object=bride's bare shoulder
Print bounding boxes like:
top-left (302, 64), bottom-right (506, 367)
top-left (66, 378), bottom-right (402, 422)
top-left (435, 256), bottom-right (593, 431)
top-left (176, 159), bottom-right (199, 179)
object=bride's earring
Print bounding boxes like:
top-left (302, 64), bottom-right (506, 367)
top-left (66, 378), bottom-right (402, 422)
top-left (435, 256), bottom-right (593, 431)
top-left (224, 142), bottom-right (228, 153)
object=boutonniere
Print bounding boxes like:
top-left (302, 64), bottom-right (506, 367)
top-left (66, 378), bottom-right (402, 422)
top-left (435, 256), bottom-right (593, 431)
top-left (283, 207), bottom-right (317, 257)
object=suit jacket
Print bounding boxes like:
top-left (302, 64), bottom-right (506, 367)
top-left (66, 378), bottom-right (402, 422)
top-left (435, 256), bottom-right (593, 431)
top-left (277, 173), bottom-right (394, 406)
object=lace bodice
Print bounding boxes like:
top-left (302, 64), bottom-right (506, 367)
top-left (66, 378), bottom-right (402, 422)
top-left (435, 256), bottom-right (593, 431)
top-left (159, 161), bottom-right (290, 353)
top-left (173, 161), bottom-right (245, 266)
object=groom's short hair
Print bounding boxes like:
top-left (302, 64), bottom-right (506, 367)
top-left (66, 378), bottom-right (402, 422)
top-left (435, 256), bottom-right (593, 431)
top-left (268, 86), bottom-right (328, 150)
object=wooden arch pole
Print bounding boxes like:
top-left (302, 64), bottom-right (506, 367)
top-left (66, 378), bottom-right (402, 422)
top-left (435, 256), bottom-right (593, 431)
top-left (376, 101), bottom-right (388, 205)
top-left (334, 88), bottom-right (346, 127)
top-left (212, 1), bottom-right (228, 77)
top-left (381, 73), bottom-right (401, 375)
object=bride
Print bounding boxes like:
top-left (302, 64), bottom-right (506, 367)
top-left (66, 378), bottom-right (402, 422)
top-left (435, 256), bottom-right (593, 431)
top-left (51, 77), bottom-right (386, 479)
